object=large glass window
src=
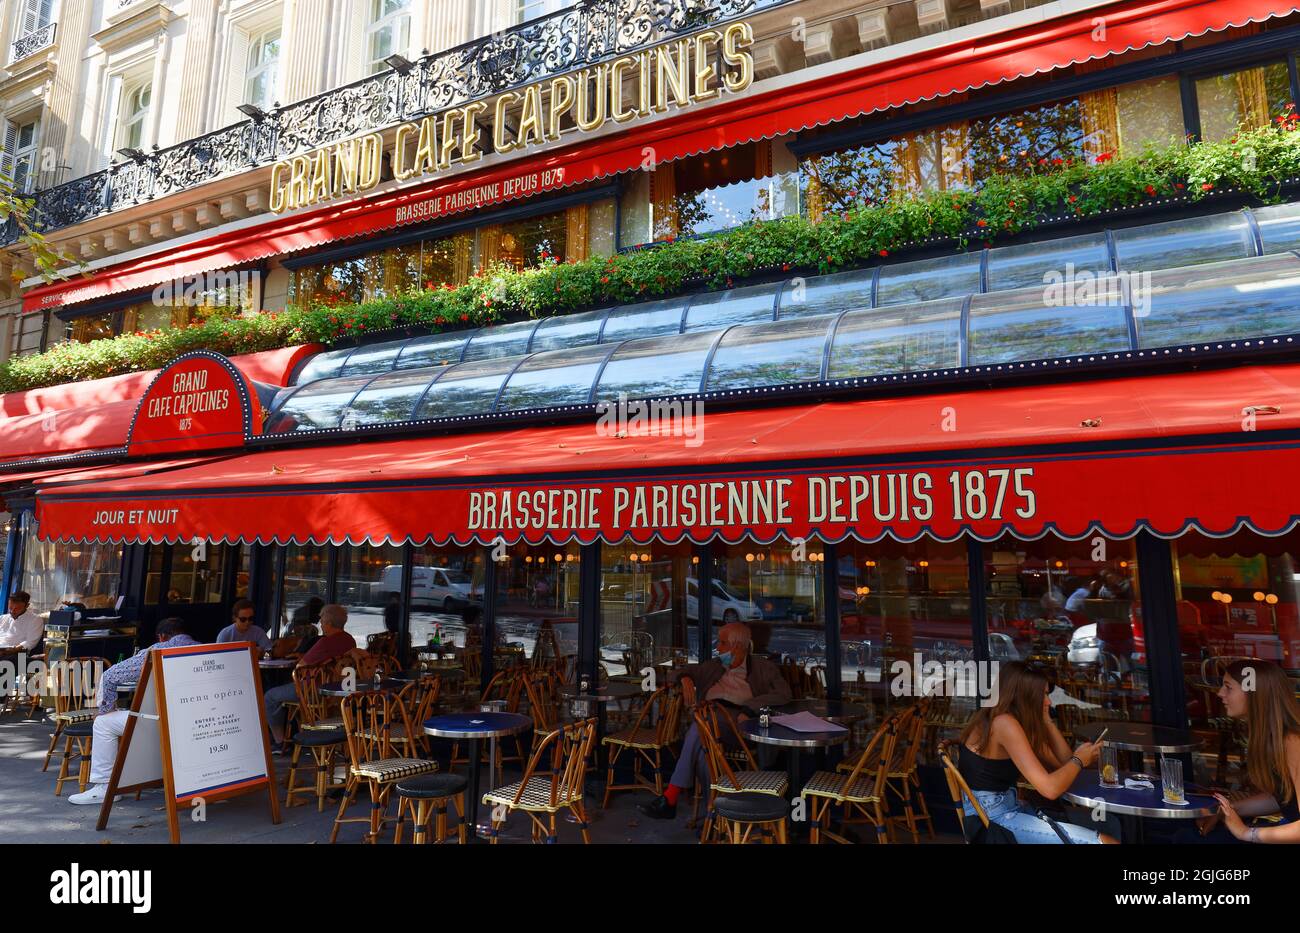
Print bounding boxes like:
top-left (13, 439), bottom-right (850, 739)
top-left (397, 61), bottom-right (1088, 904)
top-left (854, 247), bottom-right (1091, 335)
top-left (3, 118), bottom-right (39, 193)
top-left (492, 212), bottom-right (567, 271)
top-left (837, 537), bottom-right (973, 720)
top-left (18, 513), bottom-right (122, 615)
top-left (1172, 529), bottom-right (1300, 738)
top-left (409, 545), bottom-right (487, 648)
top-left (366, 0), bottom-right (411, 75)
top-left (244, 27), bottom-right (282, 111)
top-left (155, 543), bottom-right (230, 605)
top-left (712, 539), bottom-right (825, 687)
top-left (599, 542), bottom-right (698, 679)
top-left (334, 542), bottom-right (405, 649)
top-left (118, 82), bottom-right (152, 151)
top-left (1195, 61), bottom-right (1291, 143)
top-left (278, 544), bottom-right (329, 637)
top-left (492, 542), bottom-right (582, 669)
top-left (983, 533), bottom-right (1149, 728)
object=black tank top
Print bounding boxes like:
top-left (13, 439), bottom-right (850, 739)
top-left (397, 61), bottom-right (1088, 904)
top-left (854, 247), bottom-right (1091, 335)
top-left (958, 745), bottom-right (1021, 793)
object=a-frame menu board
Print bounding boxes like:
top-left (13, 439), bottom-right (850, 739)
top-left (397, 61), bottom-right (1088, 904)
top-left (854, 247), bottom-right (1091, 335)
top-left (97, 642), bottom-right (280, 843)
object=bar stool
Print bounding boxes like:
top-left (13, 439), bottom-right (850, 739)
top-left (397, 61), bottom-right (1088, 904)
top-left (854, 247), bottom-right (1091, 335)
top-left (392, 773), bottom-right (469, 844)
top-left (284, 727), bottom-right (347, 811)
top-left (54, 719), bottom-right (94, 796)
top-left (712, 793), bottom-right (789, 844)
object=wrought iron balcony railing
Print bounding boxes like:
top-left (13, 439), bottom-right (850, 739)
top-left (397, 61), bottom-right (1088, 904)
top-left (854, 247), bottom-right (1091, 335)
top-left (6, 0), bottom-right (795, 246)
top-left (10, 21), bottom-right (56, 63)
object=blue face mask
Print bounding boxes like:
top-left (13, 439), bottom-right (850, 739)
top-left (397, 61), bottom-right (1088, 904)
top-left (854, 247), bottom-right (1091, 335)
top-left (716, 650), bottom-right (734, 668)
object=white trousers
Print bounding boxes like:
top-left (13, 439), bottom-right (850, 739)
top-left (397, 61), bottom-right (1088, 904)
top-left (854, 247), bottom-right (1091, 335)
top-left (89, 710), bottom-right (129, 785)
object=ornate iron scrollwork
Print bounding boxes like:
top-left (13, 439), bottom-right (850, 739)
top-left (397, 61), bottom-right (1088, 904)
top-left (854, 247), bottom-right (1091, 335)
top-left (11, 0), bottom-right (792, 244)
top-left (10, 21), bottom-right (56, 63)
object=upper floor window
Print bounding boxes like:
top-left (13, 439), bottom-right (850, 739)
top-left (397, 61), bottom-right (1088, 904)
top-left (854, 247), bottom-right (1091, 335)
top-left (2, 118), bottom-right (40, 193)
top-left (517, 0), bottom-right (575, 24)
top-left (1194, 61), bottom-right (1292, 143)
top-left (244, 27), bottom-right (281, 110)
top-left (366, 0), bottom-right (410, 75)
top-left (118, 82), bottom-right (151, 151)
top-left (16, 0), bottom-right (54, 36)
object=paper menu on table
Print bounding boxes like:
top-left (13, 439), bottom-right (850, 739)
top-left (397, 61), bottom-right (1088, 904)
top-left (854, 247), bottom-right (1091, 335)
top-left (770, 711), bottom-right (848, 733)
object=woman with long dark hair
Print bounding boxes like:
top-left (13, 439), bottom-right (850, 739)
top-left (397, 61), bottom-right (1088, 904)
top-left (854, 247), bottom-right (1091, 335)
top-left (959, 661), bottom-right (1117, 843)
top-left (1200, 658), bottom-right (1300, 843)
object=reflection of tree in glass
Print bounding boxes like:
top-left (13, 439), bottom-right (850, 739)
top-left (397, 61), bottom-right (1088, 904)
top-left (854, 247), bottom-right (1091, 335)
top-left (803, 140), bottom-right (898, 214)
top-left (967, 99), bottom-right (1089, 179)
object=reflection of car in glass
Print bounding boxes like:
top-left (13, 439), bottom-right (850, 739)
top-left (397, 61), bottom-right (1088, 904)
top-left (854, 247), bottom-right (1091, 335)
top-left (370, 565), bottom-right (479, 610)
top-left (686, 578), bottom-right (762, 623)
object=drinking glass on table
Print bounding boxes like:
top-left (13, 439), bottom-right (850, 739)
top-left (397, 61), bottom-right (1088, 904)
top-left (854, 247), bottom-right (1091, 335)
top-left (1160, 756), bottom-right (1185, 804)
top-left (1099, 744), bottom-right (1120, 787)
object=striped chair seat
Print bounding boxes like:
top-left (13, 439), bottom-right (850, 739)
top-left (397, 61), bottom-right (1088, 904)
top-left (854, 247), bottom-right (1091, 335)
top-left (302, 717), bottom-right (343, 731)
top-left (54, 708), bottom-right (96, 724)
top-left (483, 776), bottom-right (584, 813)
top-left (603, 726), bottom-right (660, 749)
top-left (711, 770), bottom-right (788, 796)
top-left (350, 757), bottom-right (437, 781)
top-left (801, 770), bottom-right (880, 804)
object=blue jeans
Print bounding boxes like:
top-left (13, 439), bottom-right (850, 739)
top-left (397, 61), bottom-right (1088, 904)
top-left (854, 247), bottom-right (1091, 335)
top-left (965, 787), bottom-right (1104, 844)
top-left (264, 682), bottom-right (298, 736)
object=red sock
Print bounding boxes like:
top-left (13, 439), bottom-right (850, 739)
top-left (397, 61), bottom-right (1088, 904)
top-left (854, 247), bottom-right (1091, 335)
top-left (664, 784), bottom-right (682, 805)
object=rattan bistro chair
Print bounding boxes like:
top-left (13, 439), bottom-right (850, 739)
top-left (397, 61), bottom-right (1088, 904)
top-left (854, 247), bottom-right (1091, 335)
top-left (331, 692), bottom-right (437, 844)
top-left (483, 717), bottom-right (599, 844)
top-left (284, 667), bottom-right (347, 812)
top-left (884, 699), bottom-right (936, 842)
top-left (694, 703), bottom-right (788, 843)
top-left (601, 685), bottom-right (682, 807)
top-left (43, 658), bottom-right (105, 772)
top-left (802, 711), bottom-right (901, 844)
top-left (938, 741), bottom-right (999, 843)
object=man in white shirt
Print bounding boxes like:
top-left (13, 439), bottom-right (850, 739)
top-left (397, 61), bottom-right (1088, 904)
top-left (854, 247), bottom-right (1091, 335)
top-left (0, 591), bottom-right (43, 653)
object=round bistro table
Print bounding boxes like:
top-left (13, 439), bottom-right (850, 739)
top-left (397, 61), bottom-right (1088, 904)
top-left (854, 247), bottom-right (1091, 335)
top-left (423, 711), bottom-right (532, 843)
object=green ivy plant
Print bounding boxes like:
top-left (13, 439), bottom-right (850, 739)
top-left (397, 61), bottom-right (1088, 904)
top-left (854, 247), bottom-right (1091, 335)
top-left (6, 119), bottom-right (1300, 395)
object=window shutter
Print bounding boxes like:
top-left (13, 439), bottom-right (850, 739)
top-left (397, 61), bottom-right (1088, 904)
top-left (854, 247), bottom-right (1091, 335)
top-left (345, 2), bottom-right (368, 83)
top-left (224, 28), bottom-right (252, 124)
top-left (1, 122), bottom-right (16, 186)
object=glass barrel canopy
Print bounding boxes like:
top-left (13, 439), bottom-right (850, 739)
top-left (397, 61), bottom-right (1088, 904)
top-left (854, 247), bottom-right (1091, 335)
top-left (594, 330), bottom-right (718, 399)
top-left (1137, 253), bottom-right (1300, 348)
top-left (779, 266), bottom-right (873, 319)
top-left (704, 316), bottom-right (835, 390)
top-left (265, 374), bottom-right (378, 433)
top-left (393, 331), bottom-right (474, 370)
top-left (1252, 202), bottom-right (1300, 254)
top-left (828, 298), bottom-right (964, 379)
top-left (336, 337), bottom-right (409, 377)
top-left (985, 233), bottom-right (1111, 292)
top-left (340, 368), bottom-right (439, 426)
top-left (684, 282), bottom-right (779, 332)
top-left (413, 356), bottom-right (519, 420)
top-left (495, 343), bottom-right (613, 412)
top-left (967, 283), bottom-right (1130, 364)
top-left (461, 319), bottom-right (540, 361)
top-left (876, 252), bottom-right (983, 306)
top-left (528, 306), bottom-right (610, 354)
top-left (600, 298), bottom-right (688, 343)
top-left (1112, 212), bottom-right (1255, 272)
top-left (293, 346), bottom-right (354, 384)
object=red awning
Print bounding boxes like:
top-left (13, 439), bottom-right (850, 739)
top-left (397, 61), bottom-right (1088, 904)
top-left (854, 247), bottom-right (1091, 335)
top-left (1, 456), bottom-right (224, 511)
top-left (21, 0), bottom-right (1295, 314)
top-left (0, 345), bottom-right (315, 465)
top-left (31, 362), bottom-right (1300, 546)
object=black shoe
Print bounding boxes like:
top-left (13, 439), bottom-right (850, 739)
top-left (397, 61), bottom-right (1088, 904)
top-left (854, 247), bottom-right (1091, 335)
top-left (638, 796), bottom-right (677, 820)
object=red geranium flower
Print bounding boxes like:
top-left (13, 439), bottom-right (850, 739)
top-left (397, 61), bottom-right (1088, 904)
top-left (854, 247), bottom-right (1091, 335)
top-left (976, 219), bottom-right (988, 227)
top-left (1096, 152), bottom-right (1114, 163)
top-left (1144, 185), bottom-right (1157, 196)
top-left (879, 249), bottom-right (889, 257)
top-left (1201, 183), bottom-right (1214, 191)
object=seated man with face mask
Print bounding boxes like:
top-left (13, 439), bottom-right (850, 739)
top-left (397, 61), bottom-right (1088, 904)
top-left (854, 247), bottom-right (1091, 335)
top-left (638, 621), bottom-right (791, 820)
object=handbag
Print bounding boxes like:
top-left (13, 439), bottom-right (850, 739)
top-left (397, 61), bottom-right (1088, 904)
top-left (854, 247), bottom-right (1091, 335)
top-left (962, 812), bottom-right (1019, 844)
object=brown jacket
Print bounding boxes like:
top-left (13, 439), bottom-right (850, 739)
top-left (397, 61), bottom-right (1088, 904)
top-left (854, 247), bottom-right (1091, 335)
top-left (672, 654), bottom-right (792, 711)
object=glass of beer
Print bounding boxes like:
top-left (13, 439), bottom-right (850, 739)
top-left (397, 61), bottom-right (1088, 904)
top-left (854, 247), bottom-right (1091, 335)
top-left (1160, 756), bottom-right (1185, 805)
top-left (1099, 744), bottom-right (1120, 787)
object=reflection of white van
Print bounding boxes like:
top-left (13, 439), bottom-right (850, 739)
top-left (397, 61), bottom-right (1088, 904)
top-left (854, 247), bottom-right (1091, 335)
top-left (371, 565), bottom-right (479, 610)
top-left (686, 578), bottom-right (762, 623)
